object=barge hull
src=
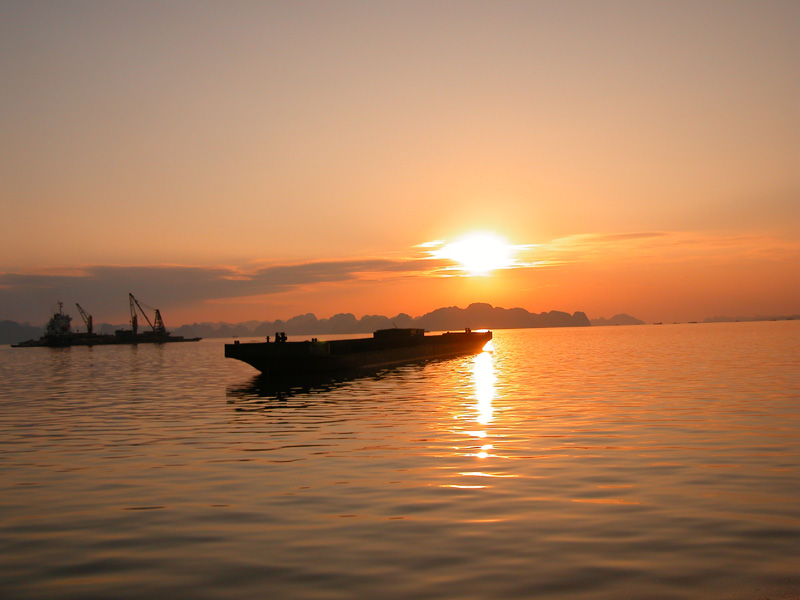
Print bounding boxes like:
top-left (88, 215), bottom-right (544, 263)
top-left (225, 330), bottom-right (492, 375)
top-left (12, 334), bottom-right (201, 347)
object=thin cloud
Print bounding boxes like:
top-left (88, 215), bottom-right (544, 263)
top-left (538, 230), bottom-right (800, 266)
top-left (0, 255), bottom-right (451, 322)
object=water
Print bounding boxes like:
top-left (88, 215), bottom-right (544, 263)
top-left (1, 322), bottom-right (798, 599)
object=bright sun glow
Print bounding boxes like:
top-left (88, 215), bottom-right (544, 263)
top-left (434, 232), bottom-right (516, 276)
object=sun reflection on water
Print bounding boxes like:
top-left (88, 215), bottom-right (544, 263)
top-left (473, 350), bottom-right (496, 426)
top-left (454, 349), bottom-right (500, 460)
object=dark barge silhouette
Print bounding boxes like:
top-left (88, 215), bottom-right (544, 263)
top-left (224, 328), bottom-right (492, 375)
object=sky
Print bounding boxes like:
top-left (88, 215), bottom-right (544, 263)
top-left (1, 0), bottom-right (798, 326)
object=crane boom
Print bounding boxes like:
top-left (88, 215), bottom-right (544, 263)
top-left (75, 303), bottom-right (93, 335)
top-left (129, 293), bottom-right (167, 335)
top-left (129, 294), bottom-right (139, 334)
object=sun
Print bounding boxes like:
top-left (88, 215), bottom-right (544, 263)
top-left (434, 232), bottom-right (516, 276)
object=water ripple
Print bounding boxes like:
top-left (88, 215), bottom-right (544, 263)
top-left (1, 323), bottom-right (799, 599)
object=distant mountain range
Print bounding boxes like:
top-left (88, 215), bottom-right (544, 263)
top-left (171, 303), bottom-right (593, 339)
top-left (589, 314), bottom-right (645, 327)
top-left (0, 320), bottom-right (44, 345)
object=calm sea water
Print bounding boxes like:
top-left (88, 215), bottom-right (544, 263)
top-left (1, 322), bottom-right (798, 600)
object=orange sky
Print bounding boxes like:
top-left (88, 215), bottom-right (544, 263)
top-left (1, 1), bottom-right (798, 325)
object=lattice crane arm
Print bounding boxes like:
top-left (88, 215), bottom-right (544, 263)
top-left (75, 303), bottom-right (93, 335)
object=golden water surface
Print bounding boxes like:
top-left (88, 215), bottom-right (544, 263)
top-left (1, 321), bottom-right (798, 599)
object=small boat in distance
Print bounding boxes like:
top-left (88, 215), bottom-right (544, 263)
top-left (11, 295), bottom-right (201, 347)
top-left (224, 328), bottom-right (492, 375)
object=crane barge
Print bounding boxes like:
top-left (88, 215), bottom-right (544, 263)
top-left (11, 295), bottom-right (201, 347)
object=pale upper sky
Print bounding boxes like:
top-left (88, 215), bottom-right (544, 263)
top-left (1, 1), bottom-right (798, 324)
